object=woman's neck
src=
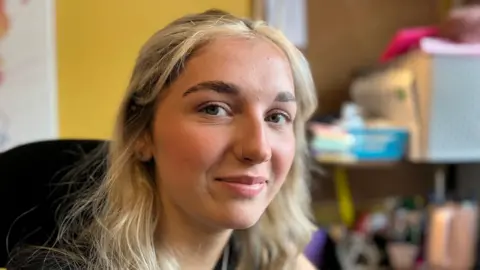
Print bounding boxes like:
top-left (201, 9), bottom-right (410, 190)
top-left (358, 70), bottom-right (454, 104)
top-left (157, 201), bottom-right (233, 269)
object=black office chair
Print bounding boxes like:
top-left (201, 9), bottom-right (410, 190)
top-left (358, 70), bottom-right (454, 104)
top-left (0, 139), bottom-right (106, 266)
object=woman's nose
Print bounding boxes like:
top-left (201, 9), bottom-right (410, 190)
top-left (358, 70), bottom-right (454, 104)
top-left (234, 120), bottom-right (272, 164)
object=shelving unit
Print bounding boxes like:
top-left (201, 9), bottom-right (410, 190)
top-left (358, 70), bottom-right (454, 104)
top-left (318, 159), bottom-right (450, 202)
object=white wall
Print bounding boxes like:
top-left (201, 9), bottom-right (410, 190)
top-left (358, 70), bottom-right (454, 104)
top-left (0, 0), bottom-right (57, 152)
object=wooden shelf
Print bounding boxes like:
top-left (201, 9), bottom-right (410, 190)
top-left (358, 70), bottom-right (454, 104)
top-left (317, 159), bottom-right (405, 169)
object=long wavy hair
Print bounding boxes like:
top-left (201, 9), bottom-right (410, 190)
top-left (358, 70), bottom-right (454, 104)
top-left (45, 9), bottom-right (318, 270)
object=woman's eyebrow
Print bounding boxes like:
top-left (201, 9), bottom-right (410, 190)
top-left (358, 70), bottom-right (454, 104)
top-left (182, 80), bottom-right (296, 102)
top-left (183, 80), bottom-right (239, 97)
top-left (274, 91), bottom-right (296, 102)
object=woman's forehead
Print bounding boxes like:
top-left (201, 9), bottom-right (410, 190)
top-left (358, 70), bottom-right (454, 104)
top-left (169, 37), bottom-right (295, 98)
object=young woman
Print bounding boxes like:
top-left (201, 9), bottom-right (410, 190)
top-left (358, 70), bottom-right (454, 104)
top-left (9, 9), bottom-right (318, 270)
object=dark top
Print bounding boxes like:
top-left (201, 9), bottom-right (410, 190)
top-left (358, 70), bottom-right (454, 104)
top-left (7, 239), bottom-right (240, 270)
top-left (214, 239), bottom-right (239, 270)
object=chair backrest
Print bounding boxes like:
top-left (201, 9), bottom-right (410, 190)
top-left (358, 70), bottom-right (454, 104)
top-left (0, 139), bottom-right (106, 266)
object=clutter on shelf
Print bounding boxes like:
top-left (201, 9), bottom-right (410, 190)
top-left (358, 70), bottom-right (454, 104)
top-left (309, 102), bottom-right (409, 164)
top-left (312, 196), bottom-right (479, 269)
top-left (318, 24), bottom-right (480, 163)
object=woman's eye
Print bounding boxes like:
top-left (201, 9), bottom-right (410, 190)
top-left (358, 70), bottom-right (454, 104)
top-left (265, 113), bottom-right (290, 124)
top-left (199, 104), bottom-right (229, 116)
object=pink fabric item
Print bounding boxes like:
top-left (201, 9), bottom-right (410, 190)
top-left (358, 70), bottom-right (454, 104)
top-left (380, 26), bottom-right (439, 63)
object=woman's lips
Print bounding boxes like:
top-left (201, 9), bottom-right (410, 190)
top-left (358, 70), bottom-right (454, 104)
top-left (215, 176), bottom-right (268, 198)
top-left (215, 176), bottom-right (267, 184)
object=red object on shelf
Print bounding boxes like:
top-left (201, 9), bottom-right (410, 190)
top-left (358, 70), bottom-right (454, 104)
top-left (379, 26), bottom-right (439, 63)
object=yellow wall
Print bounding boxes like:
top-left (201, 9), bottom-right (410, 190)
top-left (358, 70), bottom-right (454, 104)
top-left (56, 0), bottom-right (251, 139)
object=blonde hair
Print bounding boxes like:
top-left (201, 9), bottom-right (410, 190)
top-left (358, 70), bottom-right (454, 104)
top-left (55, 9), bottom-right (318, 270)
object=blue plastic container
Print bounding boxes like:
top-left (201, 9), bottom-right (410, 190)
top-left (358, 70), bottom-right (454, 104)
top-left (347, 128), bottom-right (409, 161)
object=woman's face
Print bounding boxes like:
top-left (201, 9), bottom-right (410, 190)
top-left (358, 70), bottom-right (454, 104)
top-left (150, 37), bottom-right (296, 230)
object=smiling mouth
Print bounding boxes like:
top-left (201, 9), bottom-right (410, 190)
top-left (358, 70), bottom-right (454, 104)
top-left (214, 176), bottom-right (267, 198)
top-left (214, 176), bottom-right (268, 185)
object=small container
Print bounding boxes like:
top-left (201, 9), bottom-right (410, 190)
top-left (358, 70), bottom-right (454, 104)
top-left (347, 128), bottom-right (409, 161)
top-left (387, 242), bottom-right (419, 270)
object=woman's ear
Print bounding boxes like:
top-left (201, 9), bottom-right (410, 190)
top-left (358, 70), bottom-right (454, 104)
top-left (135, 132), bottom-right (154, 162)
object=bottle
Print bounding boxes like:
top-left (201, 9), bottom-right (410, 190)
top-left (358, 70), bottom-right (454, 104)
top-left (426, 201), bottom-right (455, 268)
top-left (339, 102), bottom-right (365, 130)
top-left (449, 200), bottom-right (478, 269)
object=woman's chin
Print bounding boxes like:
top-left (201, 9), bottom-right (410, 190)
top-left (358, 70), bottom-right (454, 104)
top-left (212, 204), bottom-right (267, 230)
top-left (222, 218), bottom-right (259, 230)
